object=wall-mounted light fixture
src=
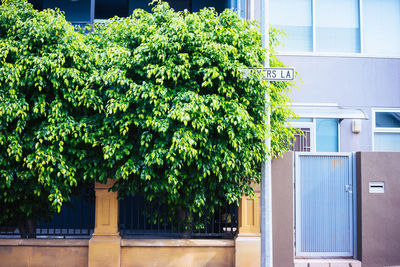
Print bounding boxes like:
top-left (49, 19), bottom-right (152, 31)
top-left (352, 119), bottom-right (361, 133)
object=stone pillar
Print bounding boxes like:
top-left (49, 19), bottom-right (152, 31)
top-left (235, 185), bottom-right (261, 267)
top-left (89, 179), bottom-right (121, 267)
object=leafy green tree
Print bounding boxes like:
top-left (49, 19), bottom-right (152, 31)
top-left (86, 2), bottom-right (297, 219)
top-left (0, 0), bottom-right (99, 231)
top-left (0, 0), bottom-right (296, 233)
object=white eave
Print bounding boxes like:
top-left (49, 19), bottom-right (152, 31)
top-left (292, 103), bottom-right (369, 120)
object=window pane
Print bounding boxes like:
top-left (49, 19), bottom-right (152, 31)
top-left (28, 0), bottom-right (43, 11)
top-left (96, 0), bottom-right (129, 19)
top-left (129, 0), bottom-right (152, 13)
top-left (316, 119), bottom-right (338, 152)
top-left (363, 0), bottom-right (400, 55)
top-left (375, 133), bottom-right (400, 152)
top-left (375, 112), bottom-right (400, 128)
top-left (315, 0), bottom-right (360, 53)
top-left (292, 128), bottom-right (312, 152)
top-left (192, 0), bottom-right (229, 13)
top-left (238, 0), bottom-right (247, 18)
top-left (270, 0), bottom-right (313, 52)
top-left (130, 0), bottom-right (198, 14)
top-left (43, 0), bottom-right (91, 22)
top-left (166, 0), bottom-right (191, 11)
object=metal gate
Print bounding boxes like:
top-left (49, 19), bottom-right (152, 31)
top-left (295, 153), bottom-right (356, 257)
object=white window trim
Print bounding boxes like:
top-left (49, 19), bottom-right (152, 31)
top-left (276, 51), bottom-right (400, 60)
top-left (249, 0), bottom-right (255, 20)
top-left (359, 0), bottom-right (364, 54)
top-left (338, 119), bottom-right (341, 152)
top-left (372, 108), bottom-right (400, 151)
top-left (312, 0), bottom-right (316, 53)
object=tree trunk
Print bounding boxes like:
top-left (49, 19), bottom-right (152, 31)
top-left (179, 208), bottom-right (193, 238)
top-left (18, 216), bottom-right (36, 238)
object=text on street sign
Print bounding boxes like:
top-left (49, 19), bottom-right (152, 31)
top-left (243, 67), bottom-right (295, 81)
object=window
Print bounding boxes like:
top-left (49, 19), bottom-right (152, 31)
top-left (43, 0), bottom-right (91, 23)
top-left (270, 0), bottom-right (400, 56)
top-left (29, 0), bottom-right (234, 24)
top-left (292, 127), bottom-right (313, 152)
top-left (315, 0), bottom-right (360, 53)
top-left (270, 0), bottom-right (360, 53)
top-left (28, 0), bottom-right (43, 10)
top-left (315, 119), bottom-right (338, 152)
top-left (270, 0), bottom-right (313, 52)
top-left (373, 109), bottom-right (400, 152)
top-left (95, 0), bottom-right (129, 20)
top-left (290, 118), bottom-right (339, 152)
top-left (363, 0), bottom-right (400, 55)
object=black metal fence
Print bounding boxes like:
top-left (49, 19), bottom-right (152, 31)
top-left (0, 186), bottom-right (95, 239)
top-left (119, 195), bottom-right (238, 239)
top-left (1, 188), bottom-right (238, 239)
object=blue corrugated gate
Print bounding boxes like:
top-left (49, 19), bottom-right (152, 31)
top-left (295, 153), bottom-right (356, 257)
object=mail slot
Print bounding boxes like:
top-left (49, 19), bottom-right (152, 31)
top-left (369, 182), bottom-right (385, 193)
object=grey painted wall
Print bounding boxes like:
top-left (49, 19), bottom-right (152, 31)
top-left (279, 55), bottom-right (400, 152)
top-left (356, 152), bottom-right (400, 267)
top-left (280, 55), bottom-right (400, 107)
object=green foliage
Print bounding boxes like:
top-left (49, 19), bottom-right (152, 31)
top-left (86, 2), bottom-right (297, 216)
top-left (0, 0), bottom-right (98, 224)
top-left (0, 0), bottom-right (297, 225)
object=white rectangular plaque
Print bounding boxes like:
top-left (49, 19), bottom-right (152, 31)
top-left (243, 67), bottom-right (295, 81)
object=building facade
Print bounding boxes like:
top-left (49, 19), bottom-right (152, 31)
top-left (11, 1), bottom-right (400, 266)
top-left (264, 1), bottom-right (400, 266)
top-left (266, 0), bottom-right (400, 153)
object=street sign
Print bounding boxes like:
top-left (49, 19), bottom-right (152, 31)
top-left (243, 67), bottom-right (295, 81)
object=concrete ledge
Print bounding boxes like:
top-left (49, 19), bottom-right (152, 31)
top-left (234, 233), bottom-right (261, 237)
top-left (0, 238), bottom-right (89, 247)
top-left (121, 239), bottom-right (235, 247)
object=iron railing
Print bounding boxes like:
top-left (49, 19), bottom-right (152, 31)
top-left (0, 186), bottom-right (95, 239)
top-left (119, 195), bottom-right (238, 239)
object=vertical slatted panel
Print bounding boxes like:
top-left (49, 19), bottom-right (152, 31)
top-left (297, 154), bottom-right (352, 256)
